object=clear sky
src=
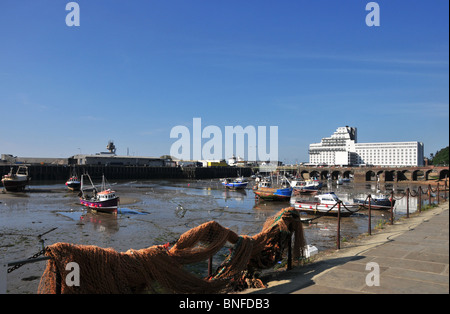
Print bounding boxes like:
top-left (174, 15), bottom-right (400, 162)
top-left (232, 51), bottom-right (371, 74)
top-left (0, 0), bottom-right (448, 163)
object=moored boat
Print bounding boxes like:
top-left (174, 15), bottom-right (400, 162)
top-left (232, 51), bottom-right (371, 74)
top-left (66, 176), bottom-right (81, 191)
top-left (290, 179), bottom-right (322, 194)
top-left (353, 194), bottom-right (395, 209)
top-left (65, 167), bottom-right (81, 191)
top-left (221, 176), bottom-right (248, 190)
top-left (1, 166), bottom-right (30, 192)
top-left (291, 192), bottom-right (359, 216)
top-left (253, 180), bottom-right (293, 201)
top-left (65, 174), bottom-right (81, 191)
top-left (79, 174), bottom-right (119, 214)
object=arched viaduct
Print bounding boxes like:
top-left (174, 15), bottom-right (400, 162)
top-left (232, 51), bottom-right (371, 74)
top-left (281, 166), bottom-right (449, 183)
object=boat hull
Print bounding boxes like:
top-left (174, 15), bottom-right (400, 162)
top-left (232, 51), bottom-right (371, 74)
top-left (254, 187), bottom-right (293, 201)
top-left (223, 182), bottom-right (248, 190)
top-left (1, 178), bottom-right (29, 192)
top-left (293, 202), bottom-right (356, 217)
top-left (66, 181), bottom-right (81, 191)
top-left (354, 198), bottom-right (395, 210)
top-left (80, 197), bottom-right (119, 214)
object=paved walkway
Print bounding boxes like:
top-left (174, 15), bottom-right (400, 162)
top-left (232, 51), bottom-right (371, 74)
top-left (244, 202), bottom-right (449, 294)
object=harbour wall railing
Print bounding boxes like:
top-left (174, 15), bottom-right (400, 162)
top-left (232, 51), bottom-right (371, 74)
top-left (327, 182), bottom-right (448, 249)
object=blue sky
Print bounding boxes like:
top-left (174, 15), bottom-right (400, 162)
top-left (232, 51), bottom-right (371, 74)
top-left (0, 0), bottom-right (448, 163)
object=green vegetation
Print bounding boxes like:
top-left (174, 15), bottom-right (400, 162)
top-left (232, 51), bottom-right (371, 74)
top-left (421, 203), bottom-right (438, 211)
top-left (430, 146), bottom-right (449, 165)
top-left (375, 219), bottom-right (388, 230)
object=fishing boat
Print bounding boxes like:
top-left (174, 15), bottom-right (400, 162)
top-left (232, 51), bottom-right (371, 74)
top-left (65, 168), bottom-right (81, 191)
top-left (353, 194), bottom-right (395, 210)
top-left (221, 176), bottom-right (248, 190)
top-left (253, 179), bottom-right (293, 201)
top-left (290, 179), bottom-right (322, 193)
top-left (65, 176), bottom-right (81, 191)
top-left (291, 192), bottom-right (359, 216)
top-left (79, 174), bottom-right (119, 214)
top-left (1, 166), bottom-right (30, 192)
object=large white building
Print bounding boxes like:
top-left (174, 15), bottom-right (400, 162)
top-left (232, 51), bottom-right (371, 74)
top-left (309, 126), bottom-right (424, 167)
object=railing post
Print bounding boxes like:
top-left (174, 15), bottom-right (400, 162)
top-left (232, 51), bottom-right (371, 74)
top-left (337, 201), bottom-right (341, 250)
top-left (390, 190), bottom-right (394, 225)
top-left (418, 186), bottom-right (422, 213)
top-left (368, 194), bottom-right (372, 235)
top-left (406, 188), bottom-right (410, 218)
top-left (437, 183), bottom-right (440, 204)
top-left (445, 180), bottom-right (448, 200)
top-left (428, 184), bottom-right (432, 206)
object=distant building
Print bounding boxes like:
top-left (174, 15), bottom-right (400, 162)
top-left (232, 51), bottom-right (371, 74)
top-left (70, 153), bottom-right (171, 166)
top-left (309, 127), bottom-right (424, 167)
top-left (1, 154), bottom-right (68, 165)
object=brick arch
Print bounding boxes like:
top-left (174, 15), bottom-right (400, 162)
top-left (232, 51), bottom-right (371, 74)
top-left (365, 170), bottom-right (376, 181)
top-left (439, 169), bottom-right (449, 180)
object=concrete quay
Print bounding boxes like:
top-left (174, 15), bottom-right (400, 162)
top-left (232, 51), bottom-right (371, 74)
top-left (244, 202), bottom-right (449, 294)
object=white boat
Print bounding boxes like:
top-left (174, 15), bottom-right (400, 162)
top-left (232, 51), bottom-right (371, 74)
top-left (290, 179), bottom-right (322, 193)
top-left (292, 192), bottom-right (360, 216)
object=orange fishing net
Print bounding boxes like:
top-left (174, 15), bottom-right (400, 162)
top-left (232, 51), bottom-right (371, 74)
top-left (38, 207), bottom-right (306, 294)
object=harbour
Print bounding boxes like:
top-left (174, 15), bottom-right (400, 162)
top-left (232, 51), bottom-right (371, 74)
top-left (1, 176), bottom-right (446, 293)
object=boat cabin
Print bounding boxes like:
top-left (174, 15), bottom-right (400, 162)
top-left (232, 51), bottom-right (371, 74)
top-left (97, 189), bottom-right (117, 200)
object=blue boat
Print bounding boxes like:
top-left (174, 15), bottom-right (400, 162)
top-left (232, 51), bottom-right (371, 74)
top-left (253, 180), bottom-right (293, 201)
top-left (221, 177), bottom-right (248, 190)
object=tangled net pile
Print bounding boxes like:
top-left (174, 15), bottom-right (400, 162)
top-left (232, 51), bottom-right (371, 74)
top-left (38, 207), bottom-right (306, 294)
